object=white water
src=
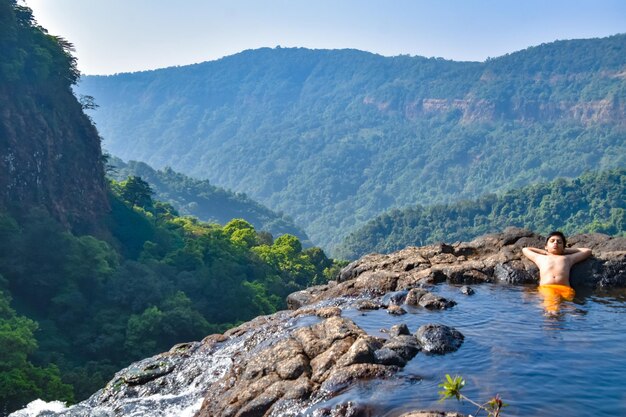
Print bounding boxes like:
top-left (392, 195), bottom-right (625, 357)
top-left (9, 400), bottom-right (68, 417)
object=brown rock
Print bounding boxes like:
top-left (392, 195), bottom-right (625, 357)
top-left (317, 306), bottom-right (342, 318)
top-left (387, 305), bottom-right (407, 315)
top-left (356, 300), bottom-right (382, 310)
top-left (320, 363), bottom-right (395, 395)
top-left (354, 270), bottom-right (400, 294)
top-left (418, 293), bottom-right (456, 310)
top-left (310, 338), bottom-right (355, 382)
top-left (336, 335), bottom-right (385, 367)
top-left (405, 288), bottom-right (428, 305)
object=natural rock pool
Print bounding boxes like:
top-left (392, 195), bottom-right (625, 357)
top-left (310, 283), bottom-right (626, 417)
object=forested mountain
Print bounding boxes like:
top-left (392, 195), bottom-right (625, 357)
top-left (337, 169), bottom-right (626, 259)
top-left (78, 36), bottom-right (626, 253)
top-left (0, 1), bottom-right (339, 413)
top-left (107, 157), bottom-right (310, 244)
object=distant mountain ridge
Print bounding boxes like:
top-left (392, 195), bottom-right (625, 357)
top-left (108, 157), bottom-right (310, 244)
top-left (77, 35), bottom-right (626, 254)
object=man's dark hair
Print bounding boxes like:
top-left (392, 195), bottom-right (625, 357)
top-left (546, 231), bottom-right (566, 247)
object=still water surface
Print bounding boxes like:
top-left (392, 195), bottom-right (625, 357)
top-left (308, 284), bottom-right (626, 417)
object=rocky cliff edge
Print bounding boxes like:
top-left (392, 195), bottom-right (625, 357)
top-left (288, 227), bottom-right (626, 310)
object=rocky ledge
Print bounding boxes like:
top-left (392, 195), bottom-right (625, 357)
top-left (288, 228), bottom-right (626, 309)
top-left (20, 229), bottom-right (625, 417)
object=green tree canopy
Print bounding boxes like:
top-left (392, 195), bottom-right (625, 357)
top-left (0, 289), bottom-right (73, 412)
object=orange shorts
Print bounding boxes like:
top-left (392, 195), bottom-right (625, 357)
top-left (538, 284), bottom-right (575, 313)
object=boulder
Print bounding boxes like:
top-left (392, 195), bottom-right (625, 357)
top-left (415, 324), bottom-right (464, 354)
top-left (417, 293), bottom-right (456, 310)
top-left (459, 285), bottom-right (474, 295)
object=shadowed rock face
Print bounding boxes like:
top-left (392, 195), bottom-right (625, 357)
top-left (23, 229), bottom-right (624, 417)
top-left (288, 228), bottom-right (626, 309)
top-left (0, 84), bottom-right (109, 234)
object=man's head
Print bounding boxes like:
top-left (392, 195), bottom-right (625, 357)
top-left (545, 231), bottom-right (566, 254)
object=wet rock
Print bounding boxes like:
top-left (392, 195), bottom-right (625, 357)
top-left (389, 323), bottom-right (410, 337)
top-left (118, 357), bottom-right (175, 385)
top-left (570, 251), bottom-right (626, 288)
top-left (317, 306), bottom-right (342, 318)
top-left (98, 348), bottom-right (194, 404)
top-left (494, 261), bottom-right (535, 284)
top-left (406, 288), bottom-right (456, 310)
top-left (460, 285), bottom-right (475, 295)
top-left (276, 352), bottom-right (310, 380)
top-left (446, 268), bottom-right (492, 284)
top-left (418, 293), bottom-right (456, 310)
top-left (287, 284), bottom-right (333, 310)
top-left (374, 347), bottom-right (407, 367)
top-left (195, 312), bottom-right (408, 416)
top-left (380, 335), bottom-right (421, 361)
top-left (405, 288), bottom-right (428, 305)
top-left (336, 335), bottom-right (384, 367)
top-left (312, 401), bottom-right (373, 417)
top-left (416, 324), bottom-right (464, 354)
top-left (595, 259), bottom-right (626, 288)
top-left (387, 305), bottom-right (407, 315)
top-left (356, 300), bottom-right (382, 310)
top-left (320, 363), bottom-right (394, 395)
top-left (381, 289), bottom-right (409, 307)
top-left (287, 290), bottom-right (314, 310)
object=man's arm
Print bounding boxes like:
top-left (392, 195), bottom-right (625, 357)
top-left (564, 247), bottom-right (592, 264)
top-left (522, 247), bottom-right (546, 264)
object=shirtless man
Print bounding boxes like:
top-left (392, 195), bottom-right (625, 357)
top-left (522, 231), bottom-right (592, 286)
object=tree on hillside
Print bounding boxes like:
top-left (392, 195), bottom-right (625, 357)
top-left (337, 169), bottom-right (626, 259)
top-left (119, 176), bottom-right (154, 210)
top-left (0, 288), bottom-right (74, 413)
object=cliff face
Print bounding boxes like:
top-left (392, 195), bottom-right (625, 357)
top-left (368, 95), bottom-right (626, 126)
top-left (0, 83), bottom-right (108, 232)
top-left (0, 0), bottom-right (108, 233)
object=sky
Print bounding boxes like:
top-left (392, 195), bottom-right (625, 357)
top-left (24, 0), bottom-right (626, 76)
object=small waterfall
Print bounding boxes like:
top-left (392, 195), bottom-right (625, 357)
top-left (11, 330), bottom-right (245, 417)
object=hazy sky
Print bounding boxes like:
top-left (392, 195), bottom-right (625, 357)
top-left (25, 0), bottom-right (626, 75)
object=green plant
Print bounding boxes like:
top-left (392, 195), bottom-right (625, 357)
top-left (438, 374), bottom-right (508, 417)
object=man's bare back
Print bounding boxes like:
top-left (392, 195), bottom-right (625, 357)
top-left (522, 232), bottom-right (592, 286)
